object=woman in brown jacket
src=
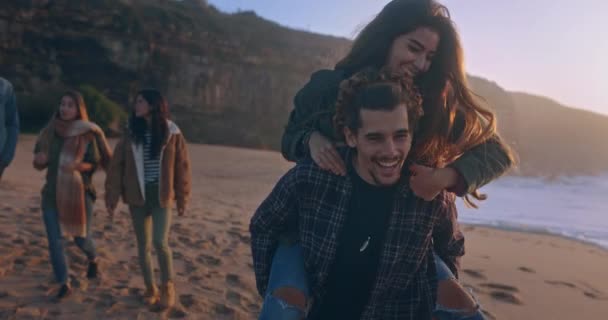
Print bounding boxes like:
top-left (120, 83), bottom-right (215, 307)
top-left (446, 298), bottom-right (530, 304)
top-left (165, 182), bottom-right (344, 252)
top-left (105, 89), bottom-right (191, 310)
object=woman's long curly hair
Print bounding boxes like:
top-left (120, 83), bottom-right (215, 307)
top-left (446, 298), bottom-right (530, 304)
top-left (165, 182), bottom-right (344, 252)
top-left (336, 0), bottom-right (516, 206)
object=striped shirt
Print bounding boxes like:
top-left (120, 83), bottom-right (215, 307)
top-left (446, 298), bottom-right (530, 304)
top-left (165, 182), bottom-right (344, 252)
top-left (143, 132), bottom-right (161, 183)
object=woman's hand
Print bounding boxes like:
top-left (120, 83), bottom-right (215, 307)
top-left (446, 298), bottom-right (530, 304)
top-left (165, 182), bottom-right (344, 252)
top-left (33, 152), bottom-right (48, 167)
top-left (409, 164), bottom-right (459, 201)
top-left (308, 131), bottom-right (346, 176)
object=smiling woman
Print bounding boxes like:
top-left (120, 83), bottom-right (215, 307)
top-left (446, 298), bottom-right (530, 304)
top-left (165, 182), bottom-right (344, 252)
top-left (281, 0), bottom-right (514, 204)
top-left (384, 27), bottom-right (439, 79)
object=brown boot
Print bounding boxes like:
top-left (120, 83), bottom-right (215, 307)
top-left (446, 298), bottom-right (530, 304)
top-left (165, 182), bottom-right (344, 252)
top-left (159, 281), bottom-right (176, 309)
top-left (143, 285), bottom-right (159, 305)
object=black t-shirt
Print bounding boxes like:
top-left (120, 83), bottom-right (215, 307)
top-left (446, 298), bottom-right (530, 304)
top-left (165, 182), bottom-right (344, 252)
top-left (310, 166), bottom-right (396, 320)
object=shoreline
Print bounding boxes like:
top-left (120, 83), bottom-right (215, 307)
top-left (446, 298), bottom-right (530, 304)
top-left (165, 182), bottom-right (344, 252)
top-left (462, 222), bottom-right (608, 252)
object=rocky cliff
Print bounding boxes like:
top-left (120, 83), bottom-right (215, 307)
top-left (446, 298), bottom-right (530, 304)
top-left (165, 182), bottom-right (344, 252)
top-left (1, 0), bottom-right (606, 176)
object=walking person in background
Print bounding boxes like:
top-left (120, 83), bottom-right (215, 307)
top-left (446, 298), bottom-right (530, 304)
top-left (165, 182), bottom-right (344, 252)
top-left (33, 90), bottom-right (112, 300)
top-left (105, 88), bottom-right (191, 310)
top-left (0, 77), bottom-right (19, 182)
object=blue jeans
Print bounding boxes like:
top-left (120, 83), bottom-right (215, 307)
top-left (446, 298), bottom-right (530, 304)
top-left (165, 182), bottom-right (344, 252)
top-left (434, 253), bottom-right (485, 320)
top-left (259, 243), bottom-right (310, 320)
top-left (258, 244), bottom-right (485, 320)
top-left (43, 195), bottom-right (96, 284)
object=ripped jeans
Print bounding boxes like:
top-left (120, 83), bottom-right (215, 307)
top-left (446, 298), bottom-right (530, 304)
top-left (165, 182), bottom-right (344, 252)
top-left (258, 243), bottom-right (484, 320)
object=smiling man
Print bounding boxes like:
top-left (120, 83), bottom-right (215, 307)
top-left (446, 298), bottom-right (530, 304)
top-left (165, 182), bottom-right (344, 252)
top-left (250, 70), bottom-right (464, 319)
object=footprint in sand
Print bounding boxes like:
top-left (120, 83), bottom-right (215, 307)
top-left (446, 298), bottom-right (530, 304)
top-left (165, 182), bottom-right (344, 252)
top-left (545, 280), bottom-right (577, 288)
top-left (126, 287), bottom-right (141, 297)
top-left (27, 239), bottom-right (42, 247)
top-left (226, 274), bottom-right (243, 288)
top-left (549, 242), bottom-right (561, 248)
top-left (83, 297), bottom-right (96, 304)
top-left (204, 217), bottom-right (228, 225)
top-left (180, 294), bottom-right (196, 308)
top-left (545, 280), bottom-right (608, 300)
top-left (489, 290), bottom-right (524, 305)
top-left (246, 302), bottom-right (260, 313)
top-left (226, 290), bottom-right (241, 306)
top-left (35, 284), bottom-right (50, 293)
top-left (0, 290), bottom-right (14, 298)
top-left (197, 254), bottom-right (221, 267)
top-left (184, 263), bottom-right (198, 274)
top-left (214, 303), bottom-right (235, 316)
top-left (479, 283), bottom-right (519, 292)
top-left (518, 266), bottom-right (536, 273)
top-left (582, 291), bottom-right (608, 300)
top-left (173, 251), bottom-right (185, 260)
top-left (178, 236), bottom-right (192, 246)
top-left (168, 308), bottom-right (188, 318)
top-left (27, 248), bottom-right (45, 258)
top-left (113, 283), bottom-right (128, 290)
top-left (463, 269), bottom-right (487, 280)
top-left (227, 229), bottom-right (250, 245)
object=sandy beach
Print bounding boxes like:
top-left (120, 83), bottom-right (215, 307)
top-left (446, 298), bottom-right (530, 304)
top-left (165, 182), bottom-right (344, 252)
top-left (1, 135), bottom-right (607, 319)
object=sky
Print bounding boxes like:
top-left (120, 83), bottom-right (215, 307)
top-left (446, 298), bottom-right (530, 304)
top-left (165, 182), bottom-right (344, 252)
top-left (208, 0), bottom-right (608, 116)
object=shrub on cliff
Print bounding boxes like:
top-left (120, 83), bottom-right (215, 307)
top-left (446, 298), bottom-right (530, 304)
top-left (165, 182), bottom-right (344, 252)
top-left (79, 85), bottom-right (128, 135)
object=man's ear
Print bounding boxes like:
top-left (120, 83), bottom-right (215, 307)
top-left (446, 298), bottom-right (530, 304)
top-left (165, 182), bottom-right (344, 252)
top-left (344, 127), bottom-right (357, 148)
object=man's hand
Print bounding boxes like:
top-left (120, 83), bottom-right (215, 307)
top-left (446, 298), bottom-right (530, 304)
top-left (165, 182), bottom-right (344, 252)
top-left (34, 152), bottom-right (48, 167)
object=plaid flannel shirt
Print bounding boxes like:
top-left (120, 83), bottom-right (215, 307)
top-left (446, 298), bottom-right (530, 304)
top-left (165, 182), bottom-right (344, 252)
top-left (250, 153), bottom-right (464, 319)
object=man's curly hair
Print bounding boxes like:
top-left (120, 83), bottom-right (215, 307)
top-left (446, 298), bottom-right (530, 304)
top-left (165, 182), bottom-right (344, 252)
top-left (333, 67), bottom-right (424, 142)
